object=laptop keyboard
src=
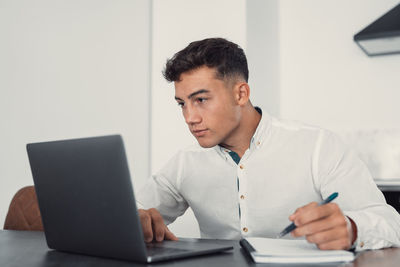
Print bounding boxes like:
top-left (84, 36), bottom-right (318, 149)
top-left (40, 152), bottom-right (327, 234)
top-left (146, 243), bottom-right (190, 257)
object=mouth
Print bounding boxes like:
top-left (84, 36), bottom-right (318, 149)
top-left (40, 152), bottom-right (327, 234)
top-left (192, 129), bottom-right (208, 137)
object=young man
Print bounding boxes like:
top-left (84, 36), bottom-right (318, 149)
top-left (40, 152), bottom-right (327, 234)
top-left (136, 38), bottom-right (400, 251)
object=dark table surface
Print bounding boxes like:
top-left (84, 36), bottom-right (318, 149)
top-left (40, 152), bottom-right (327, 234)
top-left (1, 230), bottom-right (400, 267)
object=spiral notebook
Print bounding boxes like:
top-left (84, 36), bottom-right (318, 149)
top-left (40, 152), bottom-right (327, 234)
top-left (240, 238), bottom-right (355, 263)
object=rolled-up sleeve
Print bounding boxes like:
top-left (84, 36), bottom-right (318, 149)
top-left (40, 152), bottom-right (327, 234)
top-left (136, 151), bottom-right (189, 225)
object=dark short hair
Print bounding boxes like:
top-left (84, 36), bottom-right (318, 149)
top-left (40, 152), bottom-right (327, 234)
top-left (163, 38), bottom-right (249, 83)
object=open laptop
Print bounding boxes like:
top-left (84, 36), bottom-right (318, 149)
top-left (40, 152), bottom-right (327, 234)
top-left (26, 135), bottom-right (233, 263)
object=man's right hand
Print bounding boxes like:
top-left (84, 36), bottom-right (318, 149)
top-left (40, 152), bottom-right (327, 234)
top-left (138, 208), bottom-right (178, 243)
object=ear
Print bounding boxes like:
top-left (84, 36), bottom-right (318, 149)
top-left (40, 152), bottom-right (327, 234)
top-left (234, 82), bottom-right (250, 106)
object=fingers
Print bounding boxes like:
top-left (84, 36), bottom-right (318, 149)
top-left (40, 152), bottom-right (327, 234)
top-left (139, 209), bottom-right (153, 242)
top-left (289, 202), bottom-right (318, 221)
top-left (304, 225), bottom-right (349, 248)
top-left (288, 202), bottom-right (352, 250)
top-left (292, 210), bottom-right (347, 237)
top-left (314, 233), bottom-right (352, 250)
top-left (290, 202), bottom-right (341, 226)
top-left (149, 208), bottom-right (166, 242)
top-left (165, 227), bottom-right (179, 241)
top-left (138, 208), bottom-right (178, 243)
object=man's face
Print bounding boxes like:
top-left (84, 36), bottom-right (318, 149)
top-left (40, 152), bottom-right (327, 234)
top-left (174, 66), bottom-right (241, 148)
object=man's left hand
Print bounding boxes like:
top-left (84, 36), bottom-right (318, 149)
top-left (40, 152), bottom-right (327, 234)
top-left (289, 202), bottom-right (357, 250)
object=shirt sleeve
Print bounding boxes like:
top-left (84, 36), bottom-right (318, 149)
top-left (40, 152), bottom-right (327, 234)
top-left (315, 130), bottom-right (400, 251)
top-left (135, 151), bottom-right (189, 225)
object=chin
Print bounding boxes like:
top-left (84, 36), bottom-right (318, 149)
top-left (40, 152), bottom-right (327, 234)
top-left (196, 138), bottom-right (218, 148)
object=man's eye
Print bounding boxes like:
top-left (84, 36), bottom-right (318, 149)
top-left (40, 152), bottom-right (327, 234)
top-left (196, 98), bottom-right (207, 103)
top-left (177, 102), bottom-right (184, 107)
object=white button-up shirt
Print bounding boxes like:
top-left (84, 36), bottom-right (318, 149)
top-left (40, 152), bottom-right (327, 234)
top-left (137, 110), bottom-right (400, 251)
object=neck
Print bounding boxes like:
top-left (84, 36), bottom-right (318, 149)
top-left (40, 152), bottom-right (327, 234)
top-left (219, 105), bottom-right (261, 158)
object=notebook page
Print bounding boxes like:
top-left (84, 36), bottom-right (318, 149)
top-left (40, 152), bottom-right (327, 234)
top-left (247, 237), bottom-right (354, 258)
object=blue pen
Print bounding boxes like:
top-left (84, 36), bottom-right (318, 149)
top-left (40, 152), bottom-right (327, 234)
top-left (276, 192), bottom-right (339, 239)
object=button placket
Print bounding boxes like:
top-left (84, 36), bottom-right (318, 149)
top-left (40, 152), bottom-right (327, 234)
top-left (238, 160), bottom-right (248, 235)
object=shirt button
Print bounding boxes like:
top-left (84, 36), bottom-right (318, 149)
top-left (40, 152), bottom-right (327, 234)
top-left (239, 164), bottom-right (244, 169)
top-left (243, 227), bottom-right (248, 232)
top-left (256, 141), bottom-right (261, 146)
top-left (360, 241), bottom-right (364, 248)
top-left (240, 195), bottom-right (245, 200)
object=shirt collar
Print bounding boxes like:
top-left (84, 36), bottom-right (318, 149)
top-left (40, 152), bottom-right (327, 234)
top-left (251, 107), bottom-right (271, 149)
top-left (216, 106), bottom-right (271, 155)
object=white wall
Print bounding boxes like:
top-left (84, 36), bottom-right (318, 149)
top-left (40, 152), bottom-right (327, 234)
top-left (278, 0), bottom-right (400, 132)
top-left (0, 0), bottom-right (151, 227)
top-left (151, 0), bottom-right (247, 237)
top-left (247, 0), bottom-right (280, 116)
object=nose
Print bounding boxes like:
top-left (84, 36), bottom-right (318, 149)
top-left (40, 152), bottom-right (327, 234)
top-left (183, 106), bottom-right (201, 125)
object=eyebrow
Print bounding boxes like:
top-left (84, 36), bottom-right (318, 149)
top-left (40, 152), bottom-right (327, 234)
top-left (175, 89), bottom-right (210, 101)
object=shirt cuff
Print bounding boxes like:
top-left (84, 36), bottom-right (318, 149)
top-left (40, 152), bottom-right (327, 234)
top-left (344, 211), bottom-right (394, 251)
top-left (345, 212), bottom-right (371, 251)
top-left (344, 215), bottom-right (357, 250)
